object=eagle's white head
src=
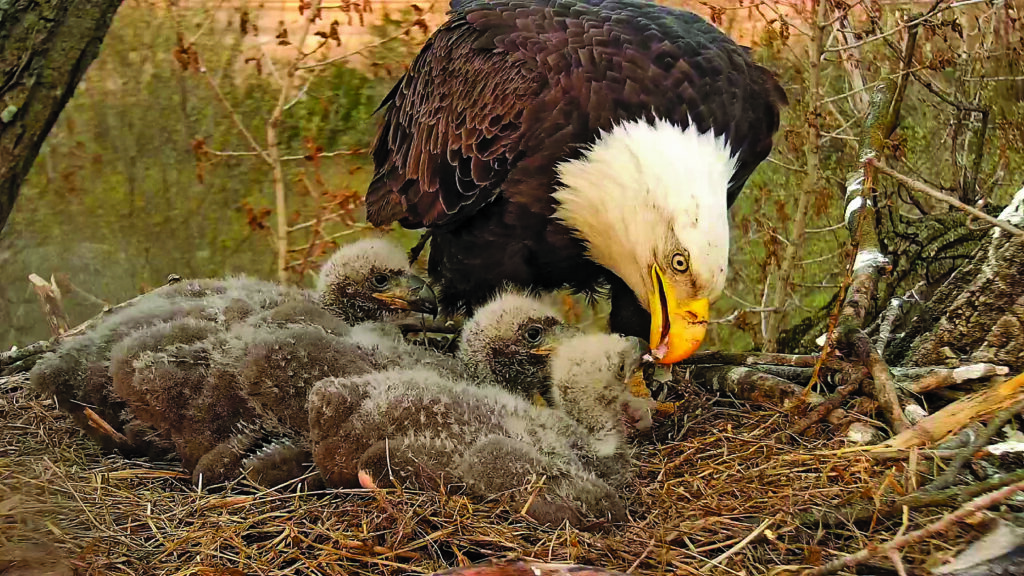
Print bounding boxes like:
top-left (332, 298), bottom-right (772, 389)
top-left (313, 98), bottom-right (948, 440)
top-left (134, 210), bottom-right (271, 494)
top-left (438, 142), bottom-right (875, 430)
top-left (552, 117), bottom-right (737, 364)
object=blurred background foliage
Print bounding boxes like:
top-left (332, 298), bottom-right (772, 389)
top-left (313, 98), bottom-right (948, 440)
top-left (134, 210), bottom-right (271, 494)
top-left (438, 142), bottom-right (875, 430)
top-left (2, 0), bottom-right (1022, 353)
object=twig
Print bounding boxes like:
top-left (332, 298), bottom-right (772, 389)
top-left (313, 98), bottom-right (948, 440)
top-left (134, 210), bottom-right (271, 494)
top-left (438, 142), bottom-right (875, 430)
top-left (203, 147), bottom-right (365, 161)
top-left (700, 517), bottom-right (774, 573)
top-left (628, 539), bottom-right (657, 573)
top-left (788, 372), bottom-right (866, 436)
top-left (889, 16), bottom-right (920, 132)
top-left (822, 2), bottom-right (951, 52)
top-left (801, 479), bottom-right (1024, 575)
top-left (196, 53), bottom-right (271, 165)
top-left (826, 0), bottom-right (869, 113)
top-left (297, 8), bottom-right (434, 71)
top-left (80, 406), bottom-right (130, 445)
top-left (868, 159), bottom-right (1024, 238)
top-left (763, 0), bottom-right (822, 352)
top-left (28, 274), bottom-right (70, 338)
top-left (800, 468), bottom-right (1024, 527)
top-left (268, 0), bottom-right (323, 283)
top-left (285, 224), bottom-right (373, 256)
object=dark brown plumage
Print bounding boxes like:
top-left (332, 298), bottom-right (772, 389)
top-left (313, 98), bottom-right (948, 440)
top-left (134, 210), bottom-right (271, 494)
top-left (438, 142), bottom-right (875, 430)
top-left (364, 0), bottom-right (787, 359)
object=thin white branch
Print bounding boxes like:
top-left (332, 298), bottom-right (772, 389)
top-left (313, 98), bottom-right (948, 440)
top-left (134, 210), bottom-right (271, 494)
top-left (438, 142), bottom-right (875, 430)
top-left (870, 159), bottom-right (1024, 239)
top-left (823, 3), bottom-right (953, 53)
top-left (807, 222), bottom-right (845, 233)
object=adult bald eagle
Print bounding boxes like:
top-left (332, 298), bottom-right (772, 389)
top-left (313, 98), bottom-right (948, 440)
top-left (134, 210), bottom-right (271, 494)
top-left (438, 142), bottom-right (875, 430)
top-left (365, 0), bottom-right (787, 364)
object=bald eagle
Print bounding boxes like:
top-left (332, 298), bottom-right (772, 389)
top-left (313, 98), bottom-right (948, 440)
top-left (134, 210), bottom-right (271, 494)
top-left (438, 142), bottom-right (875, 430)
top-left (365, 0), bottom-right (787, 364)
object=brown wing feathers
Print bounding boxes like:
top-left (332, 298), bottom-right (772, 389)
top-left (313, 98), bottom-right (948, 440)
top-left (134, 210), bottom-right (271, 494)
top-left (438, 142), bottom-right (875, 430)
top-left (365, 0), bottom-right (787, 229)
top-left (366, 16), bottom-right (537, 228)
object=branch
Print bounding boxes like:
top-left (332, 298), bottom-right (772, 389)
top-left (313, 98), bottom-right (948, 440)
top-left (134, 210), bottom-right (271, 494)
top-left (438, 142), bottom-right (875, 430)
top-left (0, 0), bottom-right (122, 234)
top-left (876, 372), bottom-right (1024, 451)
top-left (296, 6), bottom-right (435, 71)
top-left (203, 147), bottom-right (366, 162)
top-left (830, 79), bottom-right (908, 434)
top-left (822, 2), bottom-right (951, 53)
top-left (867, 159), bottom-right (1024, 239)
top-left (763, 0), bottom-right (825, 352)
top-left (684, 351), bottom-right (835, 368)
top-left (800, 467), bottom-right (1024, 528)
top-left (899, 364), bottom-right (1010, 394)
top-left (838, 323), bottom-right (909, 434)
top-left (890, 14), bottom-right (920, 134)
top-left (196, 53), bottom-right (271, 165)
top-left (787, 370), bottom-right (867, 436)
top-left (2, 274), bottom-right (186, 374)
top-left (802, 479), bottom-right (1024, 576)
top-left (268, 0), bottom-right (324, 283)
top-left (922, 396), bottom-right (1024, 493)
top-left (686, 365), bottom-right (810, 409)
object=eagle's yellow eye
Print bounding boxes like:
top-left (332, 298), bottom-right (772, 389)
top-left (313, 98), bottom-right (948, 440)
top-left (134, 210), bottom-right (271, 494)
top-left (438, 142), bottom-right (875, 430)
top-left (671, 251), bottom-right (689, 273)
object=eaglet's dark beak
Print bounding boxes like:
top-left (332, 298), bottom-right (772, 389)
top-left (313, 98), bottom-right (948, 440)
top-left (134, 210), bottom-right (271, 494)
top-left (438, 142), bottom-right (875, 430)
top-left (527, 324), bottom-right (585, 357)
top-left (372, 274), bottom-right (438, 317)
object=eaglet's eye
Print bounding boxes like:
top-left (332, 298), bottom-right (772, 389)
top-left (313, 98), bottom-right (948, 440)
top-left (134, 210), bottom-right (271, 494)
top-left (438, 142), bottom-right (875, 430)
top-left (671, 251), bottom-right (690, 273)
top-left (370, 273), bottom-right (390, 289)
top-left (524, 325), bottom-right (544, 344)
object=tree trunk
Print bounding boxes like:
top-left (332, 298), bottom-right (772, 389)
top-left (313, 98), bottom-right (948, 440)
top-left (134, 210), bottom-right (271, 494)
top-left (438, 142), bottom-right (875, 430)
top-left (889, 187), bottom-right (1024, 372)
top-left (779, 198), bottom-right (996, 355)
top-left (0, 0), bottom-right (123, 234)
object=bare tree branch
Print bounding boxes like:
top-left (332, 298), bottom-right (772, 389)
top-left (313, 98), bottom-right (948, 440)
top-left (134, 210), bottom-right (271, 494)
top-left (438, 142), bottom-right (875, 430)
top-left (868, 159), bottom-right (1024, 238)
top-left (802, 479), bottom-right (1024, 576)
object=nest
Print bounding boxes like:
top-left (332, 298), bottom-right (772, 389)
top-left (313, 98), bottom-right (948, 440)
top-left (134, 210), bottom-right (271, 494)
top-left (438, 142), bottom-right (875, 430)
top-left (0, 372), bottom-right (996, 575)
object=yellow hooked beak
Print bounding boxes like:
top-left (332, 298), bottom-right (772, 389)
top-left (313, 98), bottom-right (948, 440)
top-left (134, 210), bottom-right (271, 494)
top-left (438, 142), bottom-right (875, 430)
top-left (648, 264), bottom-right (710, 365)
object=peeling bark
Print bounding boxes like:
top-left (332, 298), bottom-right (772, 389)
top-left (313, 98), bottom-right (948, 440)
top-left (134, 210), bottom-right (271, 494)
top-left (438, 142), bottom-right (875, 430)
top-left (0, 0), bottom-right (123, 234)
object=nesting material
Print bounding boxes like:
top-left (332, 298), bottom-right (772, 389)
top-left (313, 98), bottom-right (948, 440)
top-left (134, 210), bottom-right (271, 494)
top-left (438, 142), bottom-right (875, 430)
top-left (2, 371), bottom-right (996, 576)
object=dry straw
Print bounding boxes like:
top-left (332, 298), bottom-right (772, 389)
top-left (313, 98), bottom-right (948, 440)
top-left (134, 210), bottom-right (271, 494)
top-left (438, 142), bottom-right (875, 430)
top-left (0, 373), bottom-right (998, 575)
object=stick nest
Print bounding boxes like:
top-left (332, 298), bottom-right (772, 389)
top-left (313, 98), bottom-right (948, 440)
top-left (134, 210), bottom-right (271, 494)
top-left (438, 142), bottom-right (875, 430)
top-left (0, 373), bottom-right (988, 575)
